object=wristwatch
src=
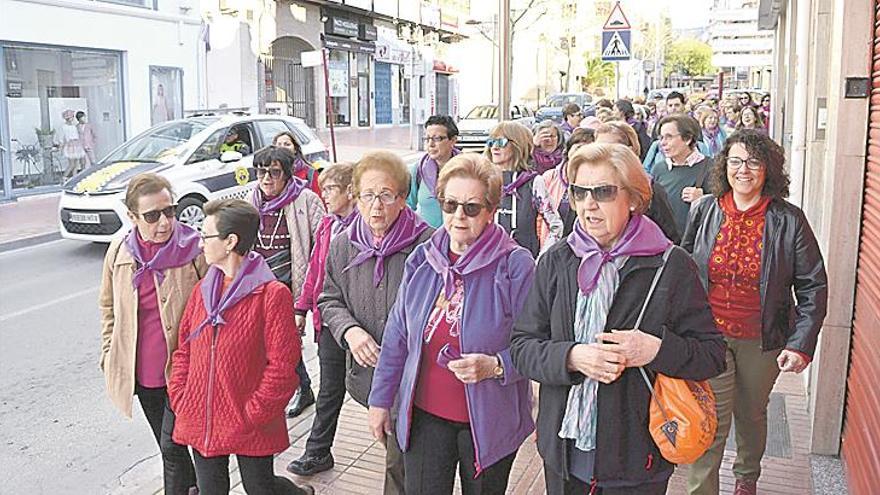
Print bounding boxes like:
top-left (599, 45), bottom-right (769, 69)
top-left (493, 355), bottom-right (504, 379)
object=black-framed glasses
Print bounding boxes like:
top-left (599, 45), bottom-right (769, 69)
top-left (726, 157), bottom-right (763, 171)
top-left (200, 233), bottom-right (222, 241)
top-left (438, 198), bottom-right (489, 217)
top-left (486, 137), bottom-right (510, 148)
top-left (358, 191), bottom-right (399, 205)
top-left (256, 167), bottom-right (284, 179)
top-left (569, 184), bottom-right (620, 203)
top-left (424, 135), bottom-right (450, 144)
top-left (137, 205), bottom-right (177, 224)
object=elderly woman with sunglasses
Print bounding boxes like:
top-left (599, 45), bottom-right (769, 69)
top-left (318, 151), bottom-right (433, 494)
top-left (367, 154), bottom-right (535, 494)
top-left (511, 143), bottom-right (725, 495)
top-left (168, 199), bottom-right (313, 495)
top-left (99, 173), bottom-right (205, 494)
top-left (486, 121), bottom-right (562, 257)
top-left (683, 131), bottom-right (827, 495)
top-left (247, 146), bottom-right (326, 418)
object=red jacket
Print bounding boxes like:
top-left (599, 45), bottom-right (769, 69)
top-left (294, 215), bottom-right (334, 340)
top-left (168, 280), bottom-right (300, 457)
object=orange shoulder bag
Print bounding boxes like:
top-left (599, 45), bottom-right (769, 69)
top-left (634, 247), bottom-right (717, 465)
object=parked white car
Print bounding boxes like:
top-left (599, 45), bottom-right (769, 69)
top-left (456, 104), bottom-right (536, 152)
top-left (58, 114), bottom-right (328, 242)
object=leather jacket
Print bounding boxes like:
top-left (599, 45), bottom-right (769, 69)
top-left (682, 195), bottom-right (828, 357)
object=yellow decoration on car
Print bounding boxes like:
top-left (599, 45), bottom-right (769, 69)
top-left (235, 167), bottom-right (250, 186)
top-left (73, 161), bottom-right (141, 194)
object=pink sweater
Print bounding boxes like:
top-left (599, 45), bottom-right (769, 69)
top-left (294, 215), bottom-right (335, 341)
top-left (135, 236), bottom-right (168, 388)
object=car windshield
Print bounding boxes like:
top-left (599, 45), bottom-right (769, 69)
top-left (465, 105), bottom-right (499, 120)
top-left (102, 118), bottom-right (219, 164)
top-left (547, 94), bottom-right (589, 107)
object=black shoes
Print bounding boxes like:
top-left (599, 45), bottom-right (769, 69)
top-left (287, 387), bottom-right (316, 418)
top-left (287, 452), bottom-right (335, 476)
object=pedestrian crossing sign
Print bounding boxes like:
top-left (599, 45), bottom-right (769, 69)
top-left (601, 30), bottom-right (631, 61)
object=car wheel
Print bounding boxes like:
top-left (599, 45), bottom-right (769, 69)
top-left (177, 197), bottom-right (206, 230)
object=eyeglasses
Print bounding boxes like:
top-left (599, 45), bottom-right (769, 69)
top-left (424, 136), bottom-right (449, 144)
top-left (438, 197), bottom-right (488, 217)
top-left (569, 184), bottom-right (620, 203)
top-left (322, 184), bottom-right (344, 195)
top-left (200, 233), bottom-right (222, 241)
top-left (256, 167), bottom-right (284, 179)
top-left (358, 191), bottom-right (399, 205)
top-left (137, 205), bottom-right (176, 224)
top-left (726, 157), bottom-right (763, 171)
top-left (486, 137), bottom-right (510, 148)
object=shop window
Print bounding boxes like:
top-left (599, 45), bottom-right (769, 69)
top-left (327, 50), bottom-right (351, 126)
top-left (3, 45), bottom-right (124, 190)
top-left (150, 66), bottom-right (183, 125)
top-left (375, 62), bottom-right (393, 125)
top-left (357, 53), bottom-right (371, 127)
top-left (400, 70), bottom-right (410, 124)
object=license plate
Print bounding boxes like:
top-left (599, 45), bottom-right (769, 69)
top-left (69, 212), bottom-right (100, 224)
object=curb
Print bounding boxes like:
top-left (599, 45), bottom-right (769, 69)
top-left (0, 231), bottom-right (62, 253)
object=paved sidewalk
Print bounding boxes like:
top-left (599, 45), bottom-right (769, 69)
top-left (134, 356), bottom-right (817, 495)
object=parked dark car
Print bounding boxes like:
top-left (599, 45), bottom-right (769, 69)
top-left (535, 92), bottom-right (593, 123)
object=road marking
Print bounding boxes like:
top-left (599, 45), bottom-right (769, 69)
top-left (0, 286), bottom-right (98, 323)
top-left (0, 238), bottom-right (66, 257)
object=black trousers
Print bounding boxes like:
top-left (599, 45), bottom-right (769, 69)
top-left (192, 450), bottom-right (310, 495)
top-left (303, 327), bottom-right (347, 456)
top-left (543, 465), bottom-right (669, 495)
top-left (135, 384), bottom-right (197, 495)
top-left (404, 408), bottom-right (517, 495)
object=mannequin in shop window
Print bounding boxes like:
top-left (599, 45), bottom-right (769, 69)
top-left (152, 83), bottom-right (173, 124)
top-left (61, 109), bottom-right (87, 178)
top-left (76, 111), bottom-right (97, 167)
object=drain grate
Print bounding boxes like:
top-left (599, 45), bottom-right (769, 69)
top-left (725, 392), bottom-right (792, 459)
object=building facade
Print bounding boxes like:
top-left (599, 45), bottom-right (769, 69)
top-left (0, 0), bottom-right (205, 200)
top-left (710, 0), bottom-right (773, 89)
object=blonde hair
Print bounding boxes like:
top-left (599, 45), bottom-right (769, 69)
top-left (352, 151), bottom-right (410, 196)
top-left (436, 154), bottom-right (503, 209)
top-left (595, 107), bottom-right (614, 123)
top-left (124, 173), bottom-right (174, 212)
top-left (567, 143), bottom-right (652, 214)
top-left (484, 121), bottom-right (534, 172)
top-left (318, 162), bottom-right (355, 189)
top-left (595, 122), bottom-right (641, 157)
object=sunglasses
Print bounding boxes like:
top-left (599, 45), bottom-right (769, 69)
top-left (569, 184), bottom-right (619, 203)
top-left (137, 205), bottom-right (176, 224)
top-left (486, 137), bottom-right (510, 148)
top-left (256, 167), bottom-right (284, 179)
top-left (438, 198), bottom-right (488, 217)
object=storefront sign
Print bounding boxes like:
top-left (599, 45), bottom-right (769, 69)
top-left (7, 81), bottom-right (22, 97)
top-left (376, 41), bottom-right (412, 65)
top-left (359, 24), bottom-right (378, 42)
top-left (324, 35), bottom-right (376, 54)
top-left (326, 17), bottom-right (358, 38)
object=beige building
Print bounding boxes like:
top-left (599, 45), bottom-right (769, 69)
top-left (759, 0), bottom-right (878, 492)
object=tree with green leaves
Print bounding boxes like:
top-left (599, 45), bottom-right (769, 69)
top-left (581, 57), bottom-right (616, 91)
top-left (666, 38), bottom-right (714, 78)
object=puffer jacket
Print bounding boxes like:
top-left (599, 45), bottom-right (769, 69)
top-left (99, 238), bottom-right (207, 417)
top-left (682, 194), bottom-right (828, 357)
top-left (168, 280), bottom-right (299, 457)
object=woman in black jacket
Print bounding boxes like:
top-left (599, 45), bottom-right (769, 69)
top-left (511, 143), bottom-right (726, 495)
top-left (682, 130), bottom-right (827, 495)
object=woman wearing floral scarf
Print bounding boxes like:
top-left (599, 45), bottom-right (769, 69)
top-left (511, 143), bottom-right (725, 494)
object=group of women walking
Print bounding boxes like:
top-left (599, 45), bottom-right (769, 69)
top-left (100, 116), bottom-right (827, 495)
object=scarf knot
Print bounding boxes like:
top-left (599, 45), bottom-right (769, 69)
top-left (502, 170), bottom-right (538, 198)
top-left (344, 207), bottom-right (429, 286)
top-left (126, 223), bottom-right (202, 290)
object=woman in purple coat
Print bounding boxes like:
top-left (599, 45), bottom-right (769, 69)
top-left (368, 154), bottom-right (536, 495)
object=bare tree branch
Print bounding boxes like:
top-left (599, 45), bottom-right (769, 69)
top-left (512, 0), bottom-right (540, 27)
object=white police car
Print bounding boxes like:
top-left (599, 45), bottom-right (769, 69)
top-left (58, 114), bottom-right (328, 242)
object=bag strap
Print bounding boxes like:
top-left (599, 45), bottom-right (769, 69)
top-left (636, 246), bottom-right (674, 422)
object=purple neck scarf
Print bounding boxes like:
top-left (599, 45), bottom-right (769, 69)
top-left (189, 251), bottom-right (276, 341)
top-left (344, 207), bottom-right (430, 286)
top-left (532, 147), bottom-right (565, 174)
top-left (418, 148), bottom-right (461, 199)
top-left (502, 170), bottom-right (539, 198)
top-left (250, 177), bottom-right (307, 225)
top-left (566, 214), bottom-right (671, 295)
top-left (330, 209), bottom-right (359, 237)
top-left (294, 156), bottom-right (310, 175)
top-left (424, 223), bottom-right (519, 299)
top-left (125, 222), bottom-right (201, 290)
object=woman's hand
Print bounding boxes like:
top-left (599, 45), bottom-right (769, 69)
top-left (344, 326), bottom-right (380, 368)
top-left (596, 329), bottom-right (662, 368)
top-left (368, 406), bottom-right (392, 445)
top-left (777, 350), bottom-right (809, 373)
top-left (447, 353), bottom-right (498, 384)
top-left (566, 343), bottom-right (625, 384)
top-left (294, 314), bottom-right (306, 336)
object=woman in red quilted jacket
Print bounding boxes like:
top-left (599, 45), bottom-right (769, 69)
top-left (168, 198), bottom-right (313, 495)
